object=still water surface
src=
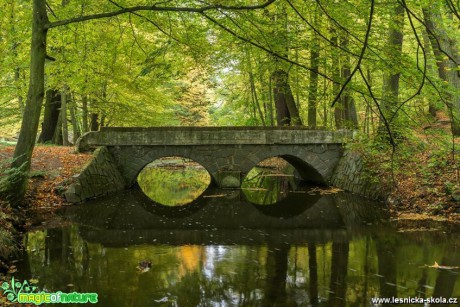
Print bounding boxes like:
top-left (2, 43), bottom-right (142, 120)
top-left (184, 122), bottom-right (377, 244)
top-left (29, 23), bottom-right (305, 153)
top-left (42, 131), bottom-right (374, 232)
top-left (13, 161), bottom-right (460, 306)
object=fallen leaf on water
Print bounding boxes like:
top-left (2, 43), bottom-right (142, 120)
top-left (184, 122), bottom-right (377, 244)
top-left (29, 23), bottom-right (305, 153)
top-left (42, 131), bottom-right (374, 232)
top-left (29, 279), bottom-right (39, 284)
top-left (428, 261), bottom-right (460, 270)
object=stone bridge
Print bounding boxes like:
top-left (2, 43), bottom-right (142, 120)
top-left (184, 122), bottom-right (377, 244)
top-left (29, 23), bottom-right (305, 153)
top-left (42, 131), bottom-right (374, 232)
top-left (65, 127), bottom-right (353, 203)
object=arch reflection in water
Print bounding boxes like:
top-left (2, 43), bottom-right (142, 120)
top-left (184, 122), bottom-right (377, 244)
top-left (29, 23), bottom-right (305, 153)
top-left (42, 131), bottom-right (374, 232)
top-left (241, 157), bottom-right (298, 205)
top-left (137, 157), bottom-right (211, 206)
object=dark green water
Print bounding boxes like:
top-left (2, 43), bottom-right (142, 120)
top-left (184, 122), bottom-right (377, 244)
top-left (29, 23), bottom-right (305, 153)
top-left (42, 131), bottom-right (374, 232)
top-left (10, 162), bottom-right (460, 306)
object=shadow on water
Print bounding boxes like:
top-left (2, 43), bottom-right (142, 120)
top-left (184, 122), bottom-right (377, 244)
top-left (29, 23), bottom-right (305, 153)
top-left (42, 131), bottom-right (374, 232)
top-left (9, 165), bottom-right (460, 306)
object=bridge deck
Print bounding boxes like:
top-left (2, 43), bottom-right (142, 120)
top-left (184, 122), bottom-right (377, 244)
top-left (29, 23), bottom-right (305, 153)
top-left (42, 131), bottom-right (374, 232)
top-left (78, 127), bottom-right (353, 149)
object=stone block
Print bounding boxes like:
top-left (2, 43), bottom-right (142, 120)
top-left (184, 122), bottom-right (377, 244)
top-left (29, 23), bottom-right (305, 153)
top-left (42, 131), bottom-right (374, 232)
top-left (217, 171), bottom-right (241, 189)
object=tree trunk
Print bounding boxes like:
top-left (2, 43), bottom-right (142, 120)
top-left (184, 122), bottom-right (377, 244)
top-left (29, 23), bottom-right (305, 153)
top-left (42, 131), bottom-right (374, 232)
top-left (331, 27), bottom-right (342, 129)
top-left (380, 3), bottom-right (405, 134)
top-left (308, 24), bottom-right (320, 128)
top-left (52, 111), bottom-right (63, 145)
top-left (38, 89), bottom-right (61, 143)
top-left (69, 94), bottom-right (80, 144)
top-left (81, 94), bottom-right (89, 133)
top-left (272, 70), bottom-right (302, 126)
top-left (422, 27), bottom-right (439, 116)
top-left (335, 34), bottom-right (358, 129)
top-left (61, 85), bottom-right (70, 146)
top-left (14, 68), bottom-right (24, 111)
top-left (90, 113), bottom-right (99, 131)
top-left (423, 5), bottom-right (460, 135)
top-left (8, 0), bottom-right (48, 205)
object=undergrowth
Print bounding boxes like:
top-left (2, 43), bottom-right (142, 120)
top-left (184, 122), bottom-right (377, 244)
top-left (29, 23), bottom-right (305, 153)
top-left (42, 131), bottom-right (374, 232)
top-left (350, 127), bottom-right (460, 218)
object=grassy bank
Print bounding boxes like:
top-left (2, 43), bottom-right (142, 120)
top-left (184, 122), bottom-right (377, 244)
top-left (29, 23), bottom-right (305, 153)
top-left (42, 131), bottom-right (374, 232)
top-left (352, 123), bottom-right (460, 223)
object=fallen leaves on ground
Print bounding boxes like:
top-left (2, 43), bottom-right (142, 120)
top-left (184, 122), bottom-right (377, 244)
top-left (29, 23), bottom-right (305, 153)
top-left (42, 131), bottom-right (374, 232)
top-left (0, 145), bottom-right (91, 209)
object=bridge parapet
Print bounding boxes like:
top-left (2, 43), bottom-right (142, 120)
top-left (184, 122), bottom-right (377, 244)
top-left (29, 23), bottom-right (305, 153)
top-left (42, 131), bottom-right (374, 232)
top-left (77, 127), bottom-right (353, 151)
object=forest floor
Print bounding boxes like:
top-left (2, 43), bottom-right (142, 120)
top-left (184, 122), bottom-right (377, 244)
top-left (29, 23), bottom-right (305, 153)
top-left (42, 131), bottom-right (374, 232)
top-left (358, 111), bottom-right (460, 225)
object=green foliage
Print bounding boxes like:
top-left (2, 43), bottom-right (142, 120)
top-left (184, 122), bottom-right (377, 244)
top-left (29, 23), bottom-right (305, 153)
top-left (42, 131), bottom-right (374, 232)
top-left (1, 0), bottom-right (460, 137)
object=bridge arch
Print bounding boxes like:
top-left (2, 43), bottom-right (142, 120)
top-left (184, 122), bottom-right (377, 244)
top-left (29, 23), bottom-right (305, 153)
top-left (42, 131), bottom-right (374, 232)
top-left (279, 155), bottom-right (326, 184)
top-left (136, 156), bottom-right (212, 206)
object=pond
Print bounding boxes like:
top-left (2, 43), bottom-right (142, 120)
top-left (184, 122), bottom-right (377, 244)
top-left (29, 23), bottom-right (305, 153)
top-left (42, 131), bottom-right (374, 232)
top-left (9, 159), bottom-right (460, 306)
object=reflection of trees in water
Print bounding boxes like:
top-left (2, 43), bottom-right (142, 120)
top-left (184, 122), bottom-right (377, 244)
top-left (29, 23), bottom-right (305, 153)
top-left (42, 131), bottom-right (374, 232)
top-left (18, 222), bottom-right (460, 306)
top-left (375, 234), bottom-right (398, 301)
top-left (431, 243), bottom-right (459, 306)
top-left (328, 241), bottom-right (349, 307)
top-left (242, 166), bottom-right (295, 205)
top-left (44, 228), bottom-right (75, 290)
top-left (263, 243), bottom-right (290, 306)
top-left (308, 242), bottom-right (319, 306)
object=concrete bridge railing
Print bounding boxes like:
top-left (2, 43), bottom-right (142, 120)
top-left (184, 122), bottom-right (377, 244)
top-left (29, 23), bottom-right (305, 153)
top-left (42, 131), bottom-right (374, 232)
top-left (66, 127), bottom-right (353, 203)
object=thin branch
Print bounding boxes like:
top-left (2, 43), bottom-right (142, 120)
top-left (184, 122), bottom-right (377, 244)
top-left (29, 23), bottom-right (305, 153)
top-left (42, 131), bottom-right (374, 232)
top-left (200, 12), bottom-right (334, 82)
top-left (46, 0), bottom-right (276, 29)
top-left (330, 0), bottom-right (374, 107)
top-left (45, 1), bottom-right (58, 19)
top-left (388, 0), bottom-right (427, 123)
top-left (445, 0), bottom-right (460, 21)
top-left (397, 0), bottom-right (460, 69)
top-left (358, 66), bottom-right (397, 192)
top-left (286, 0), bottom-right (366, 59)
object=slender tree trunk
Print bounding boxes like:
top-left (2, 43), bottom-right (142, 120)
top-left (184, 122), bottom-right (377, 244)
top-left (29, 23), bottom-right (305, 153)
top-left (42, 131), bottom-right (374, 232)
top-left (61, 85), bottom-right (70, 146)
top-left (8, 0), bottom-right (48, 205)
top-left (308, 23), bottom-right (320, 128)
top-left (423, 5), bottom-right (460, 135)
top-left (308, 7), bottom-right (320, 128)
top-left (245, 48), bottom-right (265, 126)
top-left (81, 94), bottom-right (89, 133)
top-left (422, 28), bottom-right (439, 116)
top-left (10, 3), bottom-right (24, 112)
top-left (335, 34), bottom-right (358, 129)
top-left (52, 111), bottom-right (63, 145)
top-left (268, 74), bottom-right (275, 126)
top-left (14, 68), bottom-right (24, 111)
top-left (380, 3), bottom-right (405, 134)
top-left (331, 27), bottom-right (342, 129)
top-left (69, 94), bottom-right (80, 144)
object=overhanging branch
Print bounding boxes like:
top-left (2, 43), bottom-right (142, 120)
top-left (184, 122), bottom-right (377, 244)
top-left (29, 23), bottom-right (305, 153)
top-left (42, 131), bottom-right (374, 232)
top-left (330, 0), bottom-right (374, 107)
top-left (46, 0), bottom-right (276, 29)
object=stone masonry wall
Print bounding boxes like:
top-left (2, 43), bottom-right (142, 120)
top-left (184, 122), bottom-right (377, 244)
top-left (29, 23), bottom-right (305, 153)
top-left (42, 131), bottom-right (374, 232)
top-left (331, 149), bottom-right (386, 200)
top-left (65, 146), bottom-right (125, 203)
